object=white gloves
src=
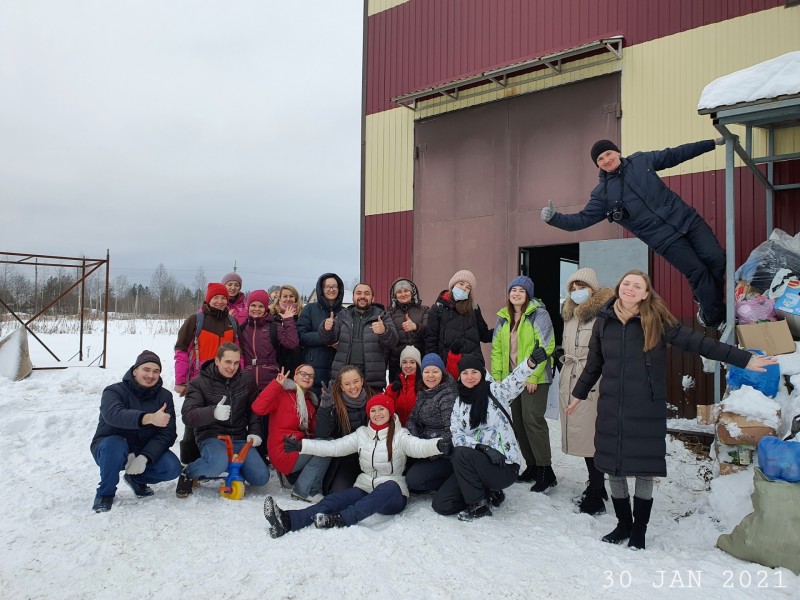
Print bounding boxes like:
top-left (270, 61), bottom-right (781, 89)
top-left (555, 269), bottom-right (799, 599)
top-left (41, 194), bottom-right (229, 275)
top-left (541, 199), bottom-right (556, 223)
top-left (714, 136), bottom-right (725, 146)
top-left (214, 397), bottom-right (231, 421)
top-left (247, 434), bottom-right (262, 448)
top-left (125, 454), bottom-right (148, 475)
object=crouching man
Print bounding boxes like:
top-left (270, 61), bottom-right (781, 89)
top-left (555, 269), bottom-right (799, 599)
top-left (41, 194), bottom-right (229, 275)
top-left (176, 342), bottom-right (269, 497)
top-left (90, 350), bottom-right (182, 513)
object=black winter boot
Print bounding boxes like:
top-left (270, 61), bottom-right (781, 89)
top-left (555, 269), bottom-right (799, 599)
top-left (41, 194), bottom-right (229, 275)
top-left (488, 489), bottom-right (505, 508)
top-left (457, 499), bottom-right (493, 521)
top-left (124, 474), bottom-right (154, 498)
top-left (264, 496), bottom-right (292, 538)
top-left (628, 496), bottom-right (654, 550)
top-left (577, 486), bottom-right (606, 516)
top-left (530, 466), bottom-right (557, 493)
top-left (314, 513), bottom-right (346, 529)
top-left (517, 465), bottom-right (537, 483)
top-left (602, 497), bottom-right (632, 544)
top-left (572, 482), bottom-right (609, 504)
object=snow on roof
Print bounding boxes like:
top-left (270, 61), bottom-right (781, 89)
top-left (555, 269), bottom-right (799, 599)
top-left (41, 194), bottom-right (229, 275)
top-left (698, 51), bottom-right (800, 111)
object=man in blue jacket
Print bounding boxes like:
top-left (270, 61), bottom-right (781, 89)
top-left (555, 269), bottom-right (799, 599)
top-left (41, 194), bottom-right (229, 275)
top-left (541, 138), bottom-right (727, 329)
top-left (90, 350), bottom-right (181, 512)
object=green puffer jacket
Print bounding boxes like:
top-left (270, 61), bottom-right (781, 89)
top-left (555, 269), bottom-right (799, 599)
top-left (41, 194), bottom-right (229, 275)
top-left (490, 299), bottom-right (555, 385)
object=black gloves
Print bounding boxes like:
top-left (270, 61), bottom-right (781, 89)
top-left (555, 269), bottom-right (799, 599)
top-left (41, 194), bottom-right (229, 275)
top-left (449, 339), bottom-right (465, 354)
top-left (529, 340), bottom-right (547, 367)
top-left (284, 434), bottom-right (302, 453)
top-left (390, 380), bottom-right (402, 393)
top-left (476, 444), bottom-right (505, 466)
top-left (436, 438), bottom-right (453, 456)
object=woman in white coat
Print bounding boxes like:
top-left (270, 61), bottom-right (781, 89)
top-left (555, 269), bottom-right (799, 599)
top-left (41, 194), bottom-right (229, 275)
top-left (264, 394), bottom-right (448, 537)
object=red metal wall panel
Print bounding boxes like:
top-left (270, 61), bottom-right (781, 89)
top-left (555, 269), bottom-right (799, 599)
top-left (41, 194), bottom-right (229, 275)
top-left (366, 0), bottom-right (782, 115)
top-left (364, 210), bottom-right (414, 307)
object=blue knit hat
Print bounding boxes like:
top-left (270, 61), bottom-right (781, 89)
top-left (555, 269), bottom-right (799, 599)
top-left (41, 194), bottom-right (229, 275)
top-left (420, 353), bottom-right (446, 373)
top-left (508, 276), bottom-right (534, 299)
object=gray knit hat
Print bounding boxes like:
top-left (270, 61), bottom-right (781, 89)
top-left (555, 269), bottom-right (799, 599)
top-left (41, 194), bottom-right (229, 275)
top-left (566, 268), bottom-right (600, 293)
top-left (133, 350), bottom-right (161, 370)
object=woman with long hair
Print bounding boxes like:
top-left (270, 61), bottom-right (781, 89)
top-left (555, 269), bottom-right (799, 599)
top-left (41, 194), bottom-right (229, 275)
top-left (269, 284), bottom-right (304, 373)
top-left (572, 270), bottom-right (776, 549)
top-left (491, 276), bottom-right (557, 492)
top-left (315, 365), bottom-right (375, 494)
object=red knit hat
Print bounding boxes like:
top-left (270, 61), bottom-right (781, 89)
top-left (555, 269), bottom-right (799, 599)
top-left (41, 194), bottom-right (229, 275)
top-left (205, 283), bottom-right (228, 304)
top-left (366, 394), bottom-right (395, 416)
top-left (247, 289), bottom-right (270, 307)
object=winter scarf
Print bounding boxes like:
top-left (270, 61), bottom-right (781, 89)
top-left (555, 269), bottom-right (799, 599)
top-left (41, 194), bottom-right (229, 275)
top-left (613, 298), bottom-right (639, 325)
top-left (283, 378), bottom-right (311, 433)
top-left (343, 388), bottom-right (368, 412)
top-left (457, 354), bottom-right (490, 429)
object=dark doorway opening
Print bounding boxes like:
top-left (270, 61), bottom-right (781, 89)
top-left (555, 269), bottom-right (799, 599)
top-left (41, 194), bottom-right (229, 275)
top-left (520, 244), bottom-right (579, 346)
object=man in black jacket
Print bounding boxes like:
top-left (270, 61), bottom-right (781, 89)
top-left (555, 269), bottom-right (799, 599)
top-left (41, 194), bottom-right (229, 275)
top-left (177, 342), bottom-right (268, 497)
top-left (90, 350), bottom-right (181, 512)
top-left (541, 138), bottom-right (727, 329)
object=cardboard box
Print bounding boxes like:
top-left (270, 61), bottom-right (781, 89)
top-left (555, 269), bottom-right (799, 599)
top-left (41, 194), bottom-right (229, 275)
top-left (775, 309), bottom-right (800, 338)
top-left (696, 404), bottom-right (717, 425)
top-left (735, 319), bottom-right (796, 355)
top-left (716, 411), bottom-right (778, 446)
top-left (719, 462), bottom-right (748, 476)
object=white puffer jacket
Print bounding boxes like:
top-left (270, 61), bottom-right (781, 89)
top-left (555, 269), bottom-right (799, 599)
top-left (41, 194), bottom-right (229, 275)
top-left (300, 416), bottom-right (440, 496)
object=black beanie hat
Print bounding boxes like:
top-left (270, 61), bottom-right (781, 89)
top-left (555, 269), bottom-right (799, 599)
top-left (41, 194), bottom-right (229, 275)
top-left (133, 350), bottom-right (161, 370)
top-left (590, 139), bottom-right (620, 165)
top-left (457, 353), bottom-right (485, 374)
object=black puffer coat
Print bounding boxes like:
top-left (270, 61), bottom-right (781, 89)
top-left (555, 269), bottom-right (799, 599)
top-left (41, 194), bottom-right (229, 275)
top-left (572, 301), bottom-right (752, 477)
top-left (406, 373), bottom-right (458, 442)
top-left (318, 303), bottom-right (398, 391)
top-left (181, 360), bottom-right (261, 444)
top-left (297, 273), bottom-right (345, 392)
top-left (424, 290), bottom-right (492, 362)
top-left (549, 140), bottom-right (716, 254)
top-left (387, 278), bottom-right (430, 379)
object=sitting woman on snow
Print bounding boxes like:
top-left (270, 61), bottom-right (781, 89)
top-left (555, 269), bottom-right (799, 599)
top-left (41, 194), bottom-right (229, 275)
top-left (263, 394), bottom-right (449, 537)
top-left (432, 346), bottom-right (549, 521)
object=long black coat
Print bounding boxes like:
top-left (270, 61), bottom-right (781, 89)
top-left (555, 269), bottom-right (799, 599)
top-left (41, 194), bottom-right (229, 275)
top-left (424, 290), bottom-right (492, 362)
top-left (549, 140), bottom-right (716, 253)
top-left (572, 302), bottom-right (752, 477)
top-left (297, 273), bottom-right (345, 392)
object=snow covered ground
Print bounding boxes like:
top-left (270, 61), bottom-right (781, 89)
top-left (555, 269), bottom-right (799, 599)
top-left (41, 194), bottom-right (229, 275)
top-left (0, 320), bottom-right (798, 599)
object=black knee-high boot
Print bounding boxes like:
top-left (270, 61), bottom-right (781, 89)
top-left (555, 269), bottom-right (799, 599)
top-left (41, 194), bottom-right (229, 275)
top-left (628, 496), bottom-right (653, 550)
top-left (602, 497), bottom-right (632, 544)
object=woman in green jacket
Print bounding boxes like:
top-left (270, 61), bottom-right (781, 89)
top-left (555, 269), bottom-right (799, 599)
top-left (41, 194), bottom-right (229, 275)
top-left (491, 276), bottom-right (556, 492)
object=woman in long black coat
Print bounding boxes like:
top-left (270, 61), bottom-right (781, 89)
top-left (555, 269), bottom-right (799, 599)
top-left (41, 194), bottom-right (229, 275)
top-left (571, 270), bottom-right (775, 550)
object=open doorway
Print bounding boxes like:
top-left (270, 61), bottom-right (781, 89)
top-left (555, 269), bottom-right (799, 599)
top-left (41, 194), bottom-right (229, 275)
top-left (520, 244), bottom-right (578, 345)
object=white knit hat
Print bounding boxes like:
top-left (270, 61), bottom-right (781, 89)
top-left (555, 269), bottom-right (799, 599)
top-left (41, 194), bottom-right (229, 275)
top-left (399, 345), bottom-right (421, 368)
top-left (566, 268), bottom-right (600, 293)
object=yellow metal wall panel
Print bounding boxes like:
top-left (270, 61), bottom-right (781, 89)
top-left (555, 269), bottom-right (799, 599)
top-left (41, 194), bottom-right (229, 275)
top-left (622, 7), bottom-right (800, 177)
top-left (365, 107), bottom-right (415, 216)
top-left (368, 0), bottom-right (409, 17)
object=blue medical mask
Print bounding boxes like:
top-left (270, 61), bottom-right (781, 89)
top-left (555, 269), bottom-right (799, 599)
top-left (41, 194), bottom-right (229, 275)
top-left (570, 289), bottom-right (591, 305)
top-left (452, 287), bottom-right (470, 301)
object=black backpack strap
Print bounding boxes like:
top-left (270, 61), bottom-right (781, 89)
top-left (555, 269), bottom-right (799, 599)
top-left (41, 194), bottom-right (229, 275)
top-left (488, 391), bottom-right (513, 425)
top-left (269, 320), bottom-right (280, 353)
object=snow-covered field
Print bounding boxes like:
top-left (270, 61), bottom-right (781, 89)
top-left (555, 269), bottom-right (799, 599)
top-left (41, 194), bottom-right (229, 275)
top-left (0, 320), bottom-right (798, 600)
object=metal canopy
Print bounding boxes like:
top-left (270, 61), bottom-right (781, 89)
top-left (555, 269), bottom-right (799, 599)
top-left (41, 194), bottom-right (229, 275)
top-left (392, 36), bottom-right (623, 111)
top-left (699, 94), bottom-right (800, 401)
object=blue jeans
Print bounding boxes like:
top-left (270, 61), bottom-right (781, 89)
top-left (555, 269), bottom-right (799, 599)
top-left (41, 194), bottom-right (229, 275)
top-left (92, 435), bottom-right (182, 497)
top-left (288, 480), bottom-right (407, 530)
top-left (184, 438), bottom-right (269, 486)
top-left (291, 454), bottom-right (331, 497)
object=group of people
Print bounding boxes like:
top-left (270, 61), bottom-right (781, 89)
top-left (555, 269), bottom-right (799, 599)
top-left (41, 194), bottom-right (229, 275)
top-left (91, 138), bottom-right (777, 550)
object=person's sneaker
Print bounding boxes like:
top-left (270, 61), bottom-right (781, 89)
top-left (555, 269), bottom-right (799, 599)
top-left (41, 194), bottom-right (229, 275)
top-left (516, 465), bottom-right (537, 483)
top-left (313, 513), bottom-right (346, 529)
top-left (92, 496), bottom-right (114, 513)
top-left (488, 489), bottom-right (505, 508)
top-left (530, 466), bottom-right (557, 493)
top-left (457, 499), bottom-right (493, 522)
top-left (264, 496), bottom-right (292, 538)
top-left (291, 490), bottom-right (324, 503)
top-left (175, 474), bottom-right (197, 499)
top-left (123, 474), bottom-right (154, 498)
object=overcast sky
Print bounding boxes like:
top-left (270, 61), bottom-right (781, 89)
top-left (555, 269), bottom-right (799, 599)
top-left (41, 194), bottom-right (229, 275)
top-left (1, 1), bottom-right (363, 296)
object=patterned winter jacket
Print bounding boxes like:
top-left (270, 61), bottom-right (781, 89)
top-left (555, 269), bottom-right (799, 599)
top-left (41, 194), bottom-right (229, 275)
top-left (406, 373), bottom-right (458, 442)
top-left (300, 416), bottom-right (441, 496)
top-left (491, 299), bottom-right (555, 385)
top-left (450, 360), bottom-right (535, 466)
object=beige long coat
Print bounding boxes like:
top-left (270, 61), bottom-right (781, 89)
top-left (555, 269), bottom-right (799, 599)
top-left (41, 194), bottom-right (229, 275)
top-left (558, 287), bottom-right (615, 457)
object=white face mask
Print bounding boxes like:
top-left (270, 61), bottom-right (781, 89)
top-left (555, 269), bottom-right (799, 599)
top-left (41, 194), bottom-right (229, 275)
top-left (570, 289), bottom-right (591, 305)
top-left (452, 287), bottom-right (470, 301)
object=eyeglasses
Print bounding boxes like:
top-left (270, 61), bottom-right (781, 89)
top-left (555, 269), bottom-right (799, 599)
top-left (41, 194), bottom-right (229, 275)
top-left (324, 285), bottom-right (339, 291)
top-left (295, 371), bottom-right (314, 379)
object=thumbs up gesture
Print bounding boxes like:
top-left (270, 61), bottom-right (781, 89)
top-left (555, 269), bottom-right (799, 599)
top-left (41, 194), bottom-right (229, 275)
top-left (528, 339), bottom-right (548, 367)
top-left (401, 313), bottom-right (416, 332)
top-left (146, 403), bottom-right (171, 427)
top-left (324, 311), bottom-right (335, 331)
top-left (541, 199), bottom-right (556, 223)
top-left (372, 314), bottom-right (386, 335)
top-left (213, 396), bottom-right (231, 421)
